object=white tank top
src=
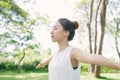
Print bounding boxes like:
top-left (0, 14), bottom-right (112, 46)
top-left (48, 46), bottom-right (80, 80)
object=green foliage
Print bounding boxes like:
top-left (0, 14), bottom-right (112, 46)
top-left (0, 0), bottom-right (28, 19)
top-left (0, 0), bottom-right (11, 9)
top-left (80, 63), bottom-right (119, 73)
top-left (76, 0), bottom-right (90, 10)
top-left (79, 0), bottom-right (89, 5)
top-left (21, 60), bottom-right (39, 71)
top-left (101, 66), bottom-right (118, 73)
top-left (0, 60), bottom-right (119, 73)
top-left (0, 46), bottom-right (50, 72)
top-left (0, 0), bottom-right (50, 59)
top-left (81, 64), bottom-right (89, 72)
top-left (0, 61), bottom-right (17, 71)
top-left (11, 3), bottom-right (27, 18)
top-left (0, 60), bottom-right (48, 72)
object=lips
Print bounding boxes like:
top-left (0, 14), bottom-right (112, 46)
top-left (51, 35), bottom-right (54, 38)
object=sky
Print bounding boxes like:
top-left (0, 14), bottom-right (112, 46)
top-left (16, 0), bottom-right (78, 20)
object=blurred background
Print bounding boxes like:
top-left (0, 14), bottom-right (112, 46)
top-left (0, 0), bottom-right (120, 80)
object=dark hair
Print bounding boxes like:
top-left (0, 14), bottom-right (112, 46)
top-left (58, 18), bottom-right (79, 41)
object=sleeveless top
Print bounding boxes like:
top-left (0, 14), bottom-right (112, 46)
top-left (48, 46), bottom-right (80, 80)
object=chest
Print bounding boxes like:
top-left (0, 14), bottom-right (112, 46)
top-left (49, 47), bottom-right (72, 69)
top-left (51, 52), bottom-right (70, 66)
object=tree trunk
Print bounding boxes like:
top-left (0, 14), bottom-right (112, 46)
top-left (92, 0), bottom-right (102, 74)
top-left (87, 0), bottom-right (94, 74)
top-left (94, 0), bottom-right (107, 77)
top-left (18, 49), bottom-right (25, 73)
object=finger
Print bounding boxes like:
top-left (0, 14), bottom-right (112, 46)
top-left (36, 65), bottom-right (42, 69)
top-left (35, 65), bottom-right (40, 69)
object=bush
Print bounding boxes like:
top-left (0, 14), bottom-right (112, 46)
top-left (21, 60), bottom-right (48, 72)
top-left (0, 61), bottom-right (17, 71)
top-left (0, 61), bottom-right (119, 73)
top-left (21, 60), bottom-right (39, 71)
top-left (81, 64), bottom-right (89, 72)
top-left (80, 64), bottom-right (119, 73)
top-left (101, 66), bottom-right (118, 73)
top-left (0, 60), bottom-right (48, 72)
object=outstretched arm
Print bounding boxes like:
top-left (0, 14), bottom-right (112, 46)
top-left (36, 54), bottom-right (53, 69)
top-left (72, 48), bottom-right (120, 70)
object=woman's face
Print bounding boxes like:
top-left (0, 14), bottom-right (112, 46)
top-left (50, 21), bottom-right (68, 42)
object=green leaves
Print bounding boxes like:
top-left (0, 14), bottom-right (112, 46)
top-left (0, 0), bottom-right (28, 25)
top-left (11, 3), bottom-right (28, 18)
top-left (0, 0), bottom-right (11, 9)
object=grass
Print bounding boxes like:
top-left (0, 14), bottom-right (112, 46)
top-left (0, 71), bottom-right (120, 80)
top-left (0, 71), bottom-right (48, 80)
top-left (81, 73), bottom-right (120, 80)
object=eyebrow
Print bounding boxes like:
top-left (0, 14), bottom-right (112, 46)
top-left (53, 26), bottom-right (57, 28)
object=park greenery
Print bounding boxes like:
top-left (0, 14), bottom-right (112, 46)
top-left (0, 0), bottom-right (120, 79)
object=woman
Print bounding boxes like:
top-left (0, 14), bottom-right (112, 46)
top-left (36, 18), bottom-right (120, 80)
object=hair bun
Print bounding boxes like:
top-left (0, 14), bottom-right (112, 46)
top-left (72, 21), bottom-right (79, 30)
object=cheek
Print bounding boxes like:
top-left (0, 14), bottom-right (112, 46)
top-left (57, 33), bottom-right (64, 39)
top-left (56, 32), bottom-right (63, 38)
top-left (53, 31), bottom-right (64, 40)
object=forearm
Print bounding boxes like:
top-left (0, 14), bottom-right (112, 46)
top-left (39, 54), bottom-right (53, 66)
top-left (36, 53), bottom-right (55, 69)
top-left (89, 54), bottom-right (120, 70)
top-left (40, 58), bottom-right (50, 67)
top-left (36, 57), bottom-right (52, 69)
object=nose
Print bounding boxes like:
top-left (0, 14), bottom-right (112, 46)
top-left (50, 29), bottom-right (54, 34)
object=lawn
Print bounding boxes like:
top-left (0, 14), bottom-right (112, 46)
top-left (0, 71), bottom-right (120, 80)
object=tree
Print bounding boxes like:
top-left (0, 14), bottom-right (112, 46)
top-left (0, 0), bottom-right (31, 73)
top-left (94, 0), bottom-right (107, 77)
top-left (75, 0), bottom-right (108, 77)
top-left (107, 0), bottom-right (120, 62)
top-left (0, 0), bottom-right (50, 73)
top-left (0, 0), bottom-right (28, 24)
top-left (88, 0), bottom-right (102, 75)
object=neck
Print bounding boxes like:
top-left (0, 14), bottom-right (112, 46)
top-left (57, 40), bottom-right (69, 52)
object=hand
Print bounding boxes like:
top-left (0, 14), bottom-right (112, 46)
top-left (35, 63), bottom-right (44, 69)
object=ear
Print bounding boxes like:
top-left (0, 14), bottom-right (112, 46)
top-left (64, 30), bottom-right (69, 37)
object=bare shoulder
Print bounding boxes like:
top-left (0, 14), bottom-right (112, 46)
top-left (70, 47), bottom-right (90, 63)
top-left (70, 47), bottom-right (85, 58)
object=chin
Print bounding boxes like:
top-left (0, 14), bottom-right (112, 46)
top-left (52, 40), bottom-right (57, 42)
top-left (51, 39), bottom-right (57, 42)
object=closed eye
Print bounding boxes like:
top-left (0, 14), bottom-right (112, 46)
top-left (54, 28), bottom-right (58, 30)
top-left (53, 26), bottom-right (58, 30)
